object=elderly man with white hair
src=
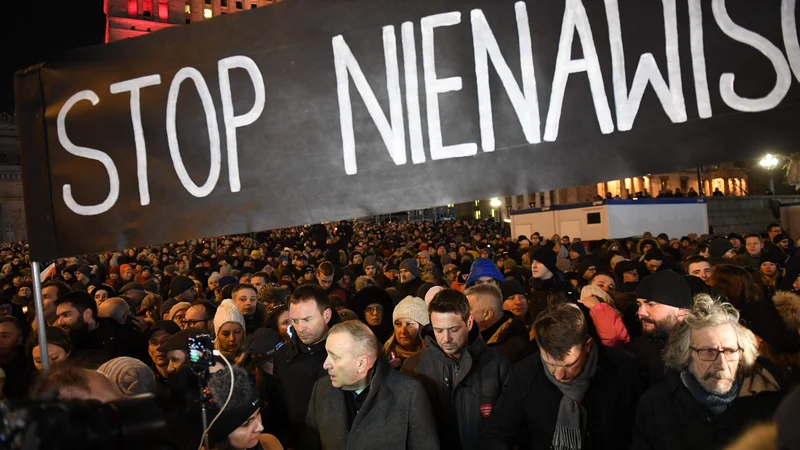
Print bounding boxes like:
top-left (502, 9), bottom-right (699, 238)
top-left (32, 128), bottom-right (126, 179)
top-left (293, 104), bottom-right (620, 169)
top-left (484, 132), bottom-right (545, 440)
top-left (632, 294), bottom-right (783, 450)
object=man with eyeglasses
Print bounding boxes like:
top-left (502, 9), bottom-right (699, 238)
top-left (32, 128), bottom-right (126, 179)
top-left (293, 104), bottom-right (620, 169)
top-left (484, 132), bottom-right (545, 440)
top-left (182, 301), bottom-right (217, 336)
top-left (632, 294), bottom-right (782, 450)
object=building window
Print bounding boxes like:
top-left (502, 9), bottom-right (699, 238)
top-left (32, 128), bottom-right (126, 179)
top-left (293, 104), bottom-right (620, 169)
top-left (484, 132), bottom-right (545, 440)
top-left (204, 8), bottom-right (213, 18)
top-left (185, 4), bottom-right (191, 13)
top-left (251, 3), bottom-right (257, 8)
top-left (236, 1), bottom-right (243, 8)
top-left (143, 0), bottom-right (152, 15)
top-left (205, 0), bottom-right (211, 3)
top-left (159, 0), bottom-right (168, 19)
top-left (587, 212), bottom-right (601, 224)
top-left (221, 0), bottom-right (227, 6)
top-left (680, 177), bottom-right (689, 193)
top-left (186, 18), bottom-right (191, 23)
top-left (660, 177), bottom-right (669, 190)
top-left (128, 0), bottom-right (138, 15)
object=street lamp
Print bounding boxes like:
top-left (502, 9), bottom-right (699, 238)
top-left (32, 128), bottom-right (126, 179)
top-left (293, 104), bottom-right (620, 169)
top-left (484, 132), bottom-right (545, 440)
top-left (490, 197), bottom-right (502, 222)
top-left (759, 154), bottom-right (779, 194)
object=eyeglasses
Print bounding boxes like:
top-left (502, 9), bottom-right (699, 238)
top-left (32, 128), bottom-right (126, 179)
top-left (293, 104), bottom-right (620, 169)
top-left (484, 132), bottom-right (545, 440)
top-left (689, 346), bottom-right (742, 362)
top-left (181, 318), bottom-right (209, 328)
top-left (365, 305), bottom-right (384, 313)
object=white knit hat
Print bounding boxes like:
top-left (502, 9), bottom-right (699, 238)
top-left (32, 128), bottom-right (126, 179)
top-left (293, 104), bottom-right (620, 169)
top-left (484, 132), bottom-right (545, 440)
top-left (215, 299), bottom-right (246, 336)
top-left (393, 296), bottom-right (430, 326)
top-left (98, 357), bottom-right (156, 396)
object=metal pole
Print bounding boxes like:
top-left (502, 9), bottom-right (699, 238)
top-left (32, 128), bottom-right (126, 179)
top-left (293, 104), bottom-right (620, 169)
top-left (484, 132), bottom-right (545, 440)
top-left (31, 261), bottom-right (50, 373)
top-left (769, 172), bottom-right (775, 194)
top-left (696, 166), bottom-right (704, 196)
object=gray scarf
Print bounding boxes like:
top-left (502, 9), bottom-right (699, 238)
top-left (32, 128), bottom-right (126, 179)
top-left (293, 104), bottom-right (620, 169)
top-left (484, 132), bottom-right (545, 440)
top-left (679, 369), bottom-right (740, 415)
top-left (541, 342), bottom-right (599, 450)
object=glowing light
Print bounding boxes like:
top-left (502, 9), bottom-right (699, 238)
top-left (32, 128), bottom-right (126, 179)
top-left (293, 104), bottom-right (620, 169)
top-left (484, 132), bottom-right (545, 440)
top-left (490, 198), bottom-right (502, 208)
top-left (204, 8), bottom-right (213, 18)
top-left (760, 154), bottom-right (779, 170)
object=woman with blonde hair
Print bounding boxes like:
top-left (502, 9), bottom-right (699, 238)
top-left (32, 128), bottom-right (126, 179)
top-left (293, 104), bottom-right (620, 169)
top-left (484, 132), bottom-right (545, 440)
top-left (383, 296), bottom-right (429, 369)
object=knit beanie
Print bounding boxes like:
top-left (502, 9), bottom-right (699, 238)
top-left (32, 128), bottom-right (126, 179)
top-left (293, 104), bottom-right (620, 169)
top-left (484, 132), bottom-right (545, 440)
top-left (708, 240), bottom-right (734, 258)
top-left (761, 247), bottom-right (786, 266)
top-left (569, 243), bottom-right (586, 256)
top-left (503, 259), bottom-right (517, 271)
top-left (119, 264), bottom-right (133, 275)
top-left (399, 259), bottom-right (420, 278)
top-left (635, 270), bottom-right (692, 309)
top-left (531, 247), bottom-right (558, 274)
top-left (424, 286), bottom-right (444, 306)
top-left (500, 279), bottom-right (526, 300)
top-left (218, 275), bottom-right (238, 288)
top-left (393, 296), bottom-right (430, 326)
top-left (98, 357), bottom-right (156, 396)
top-left (169, 275), bottom-right (195, 297)
top-left (170, 302), bottom-right (191, 319)
top-left (215, 299), bottom-right (246, 336)
top-left (363, 256), bottom-right (377, 269)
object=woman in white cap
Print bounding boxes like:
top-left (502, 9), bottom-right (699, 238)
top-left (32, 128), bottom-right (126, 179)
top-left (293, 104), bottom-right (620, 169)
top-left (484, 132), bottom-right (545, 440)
top-left (382, 296), bottom-right (430, 369)
top-left (215, 299), bottom-right (247, 365)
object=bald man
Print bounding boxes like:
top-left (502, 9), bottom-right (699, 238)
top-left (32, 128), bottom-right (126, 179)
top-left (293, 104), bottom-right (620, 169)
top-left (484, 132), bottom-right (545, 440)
top-left (465, 284), bottom-right (531, 362)
top-left (98, 297), bottom-right (131, 325)
top-left (303, 321), bottom-right (439, 449)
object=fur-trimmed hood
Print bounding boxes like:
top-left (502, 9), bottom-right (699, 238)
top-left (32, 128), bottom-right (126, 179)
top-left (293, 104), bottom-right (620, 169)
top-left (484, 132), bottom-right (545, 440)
top-left (773, 290), bottom-right (800, 330)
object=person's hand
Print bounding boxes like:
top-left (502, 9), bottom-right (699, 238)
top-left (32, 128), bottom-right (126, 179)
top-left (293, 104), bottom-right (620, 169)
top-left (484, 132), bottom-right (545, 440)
top-left (389, 358), bottom-right (402, 369)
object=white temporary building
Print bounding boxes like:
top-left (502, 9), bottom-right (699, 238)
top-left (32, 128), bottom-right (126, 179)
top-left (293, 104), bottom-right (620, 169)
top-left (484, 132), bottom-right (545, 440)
top-left (510, 198), bottom-right (709, 241)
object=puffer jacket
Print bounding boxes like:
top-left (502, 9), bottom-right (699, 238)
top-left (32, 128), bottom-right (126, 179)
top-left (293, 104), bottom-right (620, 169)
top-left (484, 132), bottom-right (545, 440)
top-left (402, 324), bottom-right (511, 450)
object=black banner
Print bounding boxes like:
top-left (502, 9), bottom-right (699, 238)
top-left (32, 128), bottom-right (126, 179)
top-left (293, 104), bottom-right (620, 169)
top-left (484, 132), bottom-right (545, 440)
top-left (14, 0), bottom-right (800, 260)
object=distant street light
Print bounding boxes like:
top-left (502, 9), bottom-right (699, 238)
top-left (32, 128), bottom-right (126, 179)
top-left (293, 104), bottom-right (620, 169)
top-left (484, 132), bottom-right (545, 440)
top-left (760, 154), bottom-right (779, 194)
top-left (490, 198), bottom-right (502, 208)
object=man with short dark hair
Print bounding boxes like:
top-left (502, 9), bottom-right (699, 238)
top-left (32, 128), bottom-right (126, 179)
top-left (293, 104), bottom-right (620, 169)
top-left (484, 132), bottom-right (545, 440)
top-left (403, 289), bottom-right (510, 450)
top-left (231, 283), bottom-right (266, 334)
top-left (736, 233), bottom-right (764, 272)
top-left (42, 280), bottom-right (71, 326)
top-left (685, 256), bottom-right (713, 284)
top-left (482, 303), bottom-right (641, 450)
top-left (304, 321), bottom-right (439, 449)
top-left (273, 284), bottom-right (340, 448)
top-left (55, 290), bottom-right (147, 365)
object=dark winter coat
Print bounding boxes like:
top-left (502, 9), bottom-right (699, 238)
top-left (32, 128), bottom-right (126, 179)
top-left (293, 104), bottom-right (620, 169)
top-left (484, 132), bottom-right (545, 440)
top-left (482, 311), bottom-right (532, 363)
top-left (623, 334), bottom-right (667, 389)
top-left (631, 366), bottom-right (783, 450)
top-left (301, 358), bottom-right (440, 450)
top-left (481, 345), bottom-right (642, 450)
top-left (272, 312), bottom-right (341, 447)
top-left (402, 324), bottom-right (511, 450)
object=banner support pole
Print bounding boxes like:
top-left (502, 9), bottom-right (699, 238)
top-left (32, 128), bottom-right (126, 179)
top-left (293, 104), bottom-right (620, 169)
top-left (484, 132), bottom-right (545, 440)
top-left (31, 261), bottom-right (50, 373)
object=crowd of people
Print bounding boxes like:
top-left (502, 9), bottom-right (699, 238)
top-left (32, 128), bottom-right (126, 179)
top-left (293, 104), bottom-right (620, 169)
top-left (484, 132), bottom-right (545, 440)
top-left (1, 219), bottom-right (800, 449)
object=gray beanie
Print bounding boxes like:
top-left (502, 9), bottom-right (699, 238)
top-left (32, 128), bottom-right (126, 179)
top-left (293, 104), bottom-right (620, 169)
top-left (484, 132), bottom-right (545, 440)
top-left (98, 357), bottom-right (156, 396)
top-left (399, 259), bottom-right (420, 278)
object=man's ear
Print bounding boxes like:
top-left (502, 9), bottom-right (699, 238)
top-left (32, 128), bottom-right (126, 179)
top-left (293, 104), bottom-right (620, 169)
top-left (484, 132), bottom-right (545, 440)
top-left (676, 308), bottom-right (688, 320)
top-left (324, 308), bottom-right (332, 324)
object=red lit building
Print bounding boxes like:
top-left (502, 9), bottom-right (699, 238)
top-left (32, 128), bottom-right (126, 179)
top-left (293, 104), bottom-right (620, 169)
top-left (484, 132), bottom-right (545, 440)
top-left (106, 0), bottom-right (282, 43)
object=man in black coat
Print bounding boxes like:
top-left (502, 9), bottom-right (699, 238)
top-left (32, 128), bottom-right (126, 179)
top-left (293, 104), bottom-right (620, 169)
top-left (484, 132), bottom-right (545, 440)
top-left (402, 289), bottom-right (511, 450)
top-left (465, 284), bottom-right (531, 362)
top-left (623, 271), bottom-right (692, 388)
top-left (54, 290), bottom-right (148, 366)
top-left (481, 303), bottom-right (642, 450)
top-left (272, 284), bottom-right (341, 448)
top-left (303, 321), bottom-right (439, 450)
top-left (632, 295), bottom-right (783, 450)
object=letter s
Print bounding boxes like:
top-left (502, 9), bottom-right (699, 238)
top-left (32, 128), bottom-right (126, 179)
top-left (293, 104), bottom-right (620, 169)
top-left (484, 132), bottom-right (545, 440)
top-left (57, 90), bottom-right (120, 216)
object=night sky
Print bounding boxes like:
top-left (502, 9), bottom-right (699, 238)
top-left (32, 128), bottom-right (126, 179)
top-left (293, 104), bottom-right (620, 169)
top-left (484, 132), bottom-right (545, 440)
top-left (1, 0), bottom-right (106, 114)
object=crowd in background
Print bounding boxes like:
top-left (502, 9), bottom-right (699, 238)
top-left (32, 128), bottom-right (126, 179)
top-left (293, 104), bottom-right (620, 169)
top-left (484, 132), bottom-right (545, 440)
top-left (1, 219), bottom-right (800, 449)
